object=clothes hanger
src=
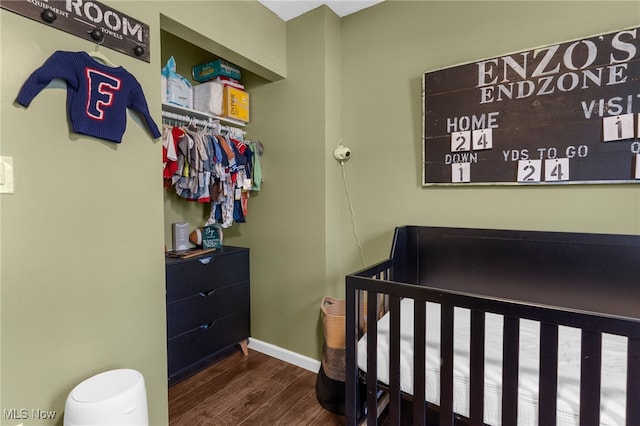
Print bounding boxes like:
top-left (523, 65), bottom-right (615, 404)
top-left (87, 30), bottom-right (117, 68)
top-left (88, 44), bottom-right (118, 68)
top-left (188, 117), bottom-right (198, 131)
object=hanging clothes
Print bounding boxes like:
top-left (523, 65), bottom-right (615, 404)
top-left (162, 124), bottom-right (180, 188)
top-left (248, 140), bottom-right (264, 191)
top-left (160, 118), bottom-right (264, 229)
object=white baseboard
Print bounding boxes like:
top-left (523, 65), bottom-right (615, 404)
top-left (248, 338), bottom-right (321, 373)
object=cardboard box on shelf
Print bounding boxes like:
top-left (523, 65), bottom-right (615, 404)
top-left (223, 86), bottom-right (250, 123)
top-left (192, 59), bottom-right (241, 83)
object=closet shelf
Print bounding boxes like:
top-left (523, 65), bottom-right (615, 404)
top-left (161, 103), bottom-right (246, 127)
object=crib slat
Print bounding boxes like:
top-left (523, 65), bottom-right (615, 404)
top-left (539, 323), bottom-right (559, 426)
top-left (413, 299), bottom-right (427, 426)
top-left (440, 304), bottom-right (455, 426)
top-left (579, 330), bottom-right (601, 426)
top-left (345, 287), bottom-right (358, 426)
top-left (626, 337), bottom-right (640, 425)
top-left (502, 316), bottom-right (520, 424)
top-left (366, 291), bottom-right (379, 426)
top-left (388, 295), bottom-right (401, 425)
top-left (469, 310), bottom-right (485, 425)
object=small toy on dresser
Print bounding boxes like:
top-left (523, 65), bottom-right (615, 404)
top-left (166, 224), bottom-right (223, 258)
top-left (189, 224), bottom-right (223, 249)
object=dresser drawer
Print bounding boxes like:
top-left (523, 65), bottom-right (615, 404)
top-left (167, 308), bottom-right (250, 379)
top-left (166, 248), bottom-right (249, 303)
top-left (166, 280), bottom-right (249, 339)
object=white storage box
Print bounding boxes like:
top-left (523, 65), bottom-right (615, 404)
top-left (193, 81), bottom-right (224, 116)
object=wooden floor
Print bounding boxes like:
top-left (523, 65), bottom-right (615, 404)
top-left (169, 349), bottom-right (345, 425)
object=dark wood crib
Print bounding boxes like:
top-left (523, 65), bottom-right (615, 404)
top-left (345, 226), bottom-right (640, 426)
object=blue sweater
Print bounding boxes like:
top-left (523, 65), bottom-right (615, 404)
top-left (17, 51), bottom-right (161, 143)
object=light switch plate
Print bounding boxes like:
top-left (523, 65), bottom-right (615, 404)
top-left (0, 156), bottom-right (15, 194)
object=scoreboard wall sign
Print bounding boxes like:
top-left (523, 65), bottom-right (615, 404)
top-left (422, 27), bottom-right (640, 186)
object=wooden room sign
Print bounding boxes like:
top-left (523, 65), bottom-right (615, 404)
top-left (422, 27), bottom-right (640, 186)
top-left (1, 0), bottom-right (150, 62)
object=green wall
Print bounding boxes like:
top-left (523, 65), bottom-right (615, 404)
top-left (338, 1), bottom-right (640, 269)
top-left (0, 1), bottom-right (284, 425)
top-left (2, 1), bottom-right (639, 425)
top-left (0, 3), bottom-right (168, 424)
top-left (167, 0), bottom-right (639, 365)
top-left (221, 7), bottom-right (344, 359)
top-left (161, 7), bottom-right (344, 361)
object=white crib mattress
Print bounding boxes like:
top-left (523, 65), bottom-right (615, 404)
top-left (357, 298), bottom-right (627, 425)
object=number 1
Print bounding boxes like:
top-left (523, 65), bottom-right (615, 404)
top-left (603, 114), bottom-right (634, 141)
top-left (451, 162), bottom-right (470, 183)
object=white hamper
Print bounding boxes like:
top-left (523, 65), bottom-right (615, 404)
top-left (64, 369), bottom-right (148, 426)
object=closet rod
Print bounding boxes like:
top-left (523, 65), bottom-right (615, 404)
top-left (162, 111), bottom-right (247, 138)
top-left (162, 110), bottom-right (221, 129)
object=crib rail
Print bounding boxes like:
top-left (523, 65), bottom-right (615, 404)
top-left (345, 263), bottom-right (640, 426)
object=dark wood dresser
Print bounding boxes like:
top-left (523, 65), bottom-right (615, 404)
top-left (165, 246), bottom-right (250, 385)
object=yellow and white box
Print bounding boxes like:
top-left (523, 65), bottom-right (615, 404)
top-left (223, 86), bottom-right (250, 122)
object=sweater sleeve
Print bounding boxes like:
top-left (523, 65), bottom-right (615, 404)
top-left (16, 51), bottom-right (80, 107)
top-left (128, 79), bottom-right (162, 139)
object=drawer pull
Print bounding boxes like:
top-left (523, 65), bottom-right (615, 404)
top-left (199, 257), bottom-right (213, 265)
top-left (199, 289), bottom-right (217, 297)
top-left (200, 321), bottom-right (215, 330)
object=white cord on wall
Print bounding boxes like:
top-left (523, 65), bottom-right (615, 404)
top-left (340, 157), bottom-right (367, 268)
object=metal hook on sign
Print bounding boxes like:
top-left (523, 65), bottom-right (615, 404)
top-left (40, 9), bottom-right (57, 24)
top-left (88, 29), bottom-right (104, 45)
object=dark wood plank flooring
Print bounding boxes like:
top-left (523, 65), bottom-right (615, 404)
top-left (169, 349), bottom-right (345, 425)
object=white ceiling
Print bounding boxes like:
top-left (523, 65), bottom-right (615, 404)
top-left (258, 0), bottom-right (384, 21)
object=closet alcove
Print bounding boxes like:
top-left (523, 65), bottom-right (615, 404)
top-left (160, 16), bottom-right (272, 245)
top-left (160, 16), bottom-right (274, 387)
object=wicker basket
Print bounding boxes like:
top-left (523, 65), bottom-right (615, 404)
top-left (321, 296), bottom-right (345, 352)
top-left (316, 296), bottom-right (346, 415)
